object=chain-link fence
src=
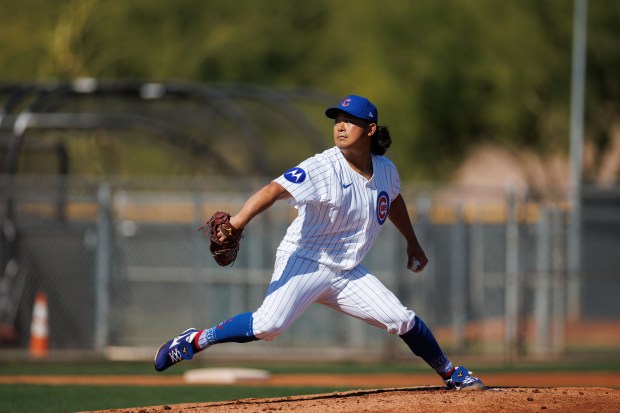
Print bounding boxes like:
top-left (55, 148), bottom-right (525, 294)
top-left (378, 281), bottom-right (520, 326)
top-left (1, 175), bottom-right (619, 362)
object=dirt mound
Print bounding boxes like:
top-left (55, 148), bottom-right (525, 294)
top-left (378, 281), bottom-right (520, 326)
top-left (81, 387), bottom-right (619, 413)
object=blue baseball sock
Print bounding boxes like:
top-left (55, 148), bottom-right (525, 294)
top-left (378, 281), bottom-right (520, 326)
top-left (400, 316), bottom-right (454, 378)
top-left (195, 312), bottom-right (258, 350)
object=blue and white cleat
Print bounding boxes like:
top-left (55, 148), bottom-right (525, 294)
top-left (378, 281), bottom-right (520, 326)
top-left (443, 366), bottom-right (485, 390)
top-left (154, 328), bottom-right (199, 372)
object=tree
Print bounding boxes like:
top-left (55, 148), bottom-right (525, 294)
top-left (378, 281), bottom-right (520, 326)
top-left (0, 0), bottom-right (619, 181)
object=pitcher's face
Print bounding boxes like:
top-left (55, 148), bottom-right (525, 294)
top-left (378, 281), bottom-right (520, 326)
top-left (333, 113), bottom-right (376, 151)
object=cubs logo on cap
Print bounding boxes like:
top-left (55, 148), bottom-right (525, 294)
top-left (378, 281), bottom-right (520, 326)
top-left (325, 95), bottom-right (378, 123)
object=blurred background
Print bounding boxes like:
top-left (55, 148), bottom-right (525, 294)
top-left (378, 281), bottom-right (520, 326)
top-left (0, 0), bottom-right (618, 364)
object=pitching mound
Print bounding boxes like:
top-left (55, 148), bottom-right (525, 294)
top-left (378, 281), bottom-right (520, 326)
top-left (81, 386), bottom-right (619, 413)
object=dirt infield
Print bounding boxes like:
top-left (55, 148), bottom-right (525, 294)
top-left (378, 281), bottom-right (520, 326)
top-left (3, 372), bottom-right (619, 412)
top-left (78, 387), bottom-right (619, 413)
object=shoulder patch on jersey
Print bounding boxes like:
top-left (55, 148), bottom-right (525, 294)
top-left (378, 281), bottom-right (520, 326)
top-left (376, 191), bottom-right (390, 225)
top-left (283, 167), bottom-right (307, 184)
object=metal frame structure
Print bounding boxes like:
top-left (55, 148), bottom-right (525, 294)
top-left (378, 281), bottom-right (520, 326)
top-left (0, 80), bottom-right (334, 345)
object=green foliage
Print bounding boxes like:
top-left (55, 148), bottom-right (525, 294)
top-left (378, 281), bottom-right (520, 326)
top-left (0, 0), bottom-right (618, 180)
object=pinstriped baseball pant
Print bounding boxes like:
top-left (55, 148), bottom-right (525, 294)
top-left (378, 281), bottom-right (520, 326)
top-left (252, 252), bottom-right (416, 340)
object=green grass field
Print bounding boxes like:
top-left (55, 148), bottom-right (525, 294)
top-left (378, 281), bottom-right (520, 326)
top-left (0, 360), bottom-right (357, 413)
top-left (1, 359), bottom-right (619, 413)
top-left (0, 384), bottom-right (351, 413)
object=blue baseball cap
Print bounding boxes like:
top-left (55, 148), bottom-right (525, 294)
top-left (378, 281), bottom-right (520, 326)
top-left (325, 95), bottom-right (378, 124)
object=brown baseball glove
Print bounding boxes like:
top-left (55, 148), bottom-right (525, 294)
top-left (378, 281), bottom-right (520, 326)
top-left (199, 211), bottom-right (243, 266)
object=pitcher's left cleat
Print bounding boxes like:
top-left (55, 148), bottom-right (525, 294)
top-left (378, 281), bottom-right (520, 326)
top-left (154, 328), bottom-right (199, 372)
top-left (443, 366), bottom-right (485, 390)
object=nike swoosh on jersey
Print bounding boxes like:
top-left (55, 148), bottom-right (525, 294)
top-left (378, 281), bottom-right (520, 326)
top-left (342, 183), bottom-right (353, 188)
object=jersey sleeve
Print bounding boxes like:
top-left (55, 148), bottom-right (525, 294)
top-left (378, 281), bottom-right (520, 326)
top-left (273, 155), bottom-right (331, 206)
top-left (385, 158), bottom-right (401, 199)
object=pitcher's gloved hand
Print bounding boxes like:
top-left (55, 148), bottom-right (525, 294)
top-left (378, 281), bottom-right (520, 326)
top-left (199, 211), bottom-right (243, 266)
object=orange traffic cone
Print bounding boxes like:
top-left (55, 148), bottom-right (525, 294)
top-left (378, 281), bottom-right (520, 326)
top-left (29, 292), bottom-right (49, 358)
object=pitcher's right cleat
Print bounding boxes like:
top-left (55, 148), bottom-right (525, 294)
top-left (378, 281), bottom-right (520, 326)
top-left (154, 328), bottom-right (199, 372)
top-left (443, 366), bottom-right (485, 390)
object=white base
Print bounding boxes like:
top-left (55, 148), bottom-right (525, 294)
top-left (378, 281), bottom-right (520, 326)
top-left (183, 367), bottom-right (272, 384)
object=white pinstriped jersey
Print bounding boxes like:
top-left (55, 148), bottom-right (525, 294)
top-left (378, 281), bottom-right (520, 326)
top-left (273, 146), bottom-right (400, 270)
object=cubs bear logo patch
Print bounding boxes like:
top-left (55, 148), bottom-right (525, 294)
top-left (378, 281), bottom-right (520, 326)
top-left (376, 191), bottom-right (390, 225)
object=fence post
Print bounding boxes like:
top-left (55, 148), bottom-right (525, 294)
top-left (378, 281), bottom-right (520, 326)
top-left (246, 211), bottom-right (266, 311)
top-left (192, 189), bottom-right (208, 327)
top-left (470, 208), bottom-right (485, 321)
top-left (551, 208), bottom-right (566, 356)
top-left (567, 0), bottom-right (588, 321)
top-left (534, 206), bottom-right (552, 356)
top-left (415, 195), bottom-right (434, 325)
top-left (504, 187), bottom-right (520, 362)
top-left (451, 204), bottom-right (467, 350)
top-left (94, 183), bottom-right (111, 351)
